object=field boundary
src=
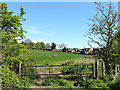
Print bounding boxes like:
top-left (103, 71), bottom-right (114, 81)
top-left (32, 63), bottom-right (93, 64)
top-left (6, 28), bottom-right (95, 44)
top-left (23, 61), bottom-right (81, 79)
top-left (20, 64), bottom-right (94, 78)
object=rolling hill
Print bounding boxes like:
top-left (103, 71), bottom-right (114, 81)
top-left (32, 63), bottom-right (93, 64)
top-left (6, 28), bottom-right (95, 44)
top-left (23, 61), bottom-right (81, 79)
top-left (30, 49), bottom-right (92, 65)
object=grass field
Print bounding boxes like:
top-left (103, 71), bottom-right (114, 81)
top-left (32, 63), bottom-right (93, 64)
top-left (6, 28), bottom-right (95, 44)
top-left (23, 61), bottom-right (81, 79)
top-left (30, 49), bottom-right (92, 65)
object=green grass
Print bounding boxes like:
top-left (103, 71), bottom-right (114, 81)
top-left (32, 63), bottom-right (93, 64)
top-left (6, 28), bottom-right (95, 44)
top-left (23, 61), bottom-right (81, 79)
top-left (41, 76), bottom-right (74, 88)
top-left (30, 49), bottom-right (92, 65)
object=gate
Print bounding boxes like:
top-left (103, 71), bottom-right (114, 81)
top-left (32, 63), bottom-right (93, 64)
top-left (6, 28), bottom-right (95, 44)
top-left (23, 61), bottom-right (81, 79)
top-left (20, 64), bottom-right (95, 79)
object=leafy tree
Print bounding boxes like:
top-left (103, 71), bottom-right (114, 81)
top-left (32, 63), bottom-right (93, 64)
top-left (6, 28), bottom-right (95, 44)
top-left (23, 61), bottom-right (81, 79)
top-left (30, 41), bottom-right (35, 49)
top-left (1, 65), bottom-right (30, 89)
top-left (87, 2), bottom-right (120, 74)
top-left (25, 39), bottom-right (35, 49)
top-left (40, 42), bottom-right (45, 49)
top-left (21, 38), bottom-right (35, 49)
top-left (1, 3), bottom-right (36, 88)
top-left (35, 42), bottom-right (41, 50)
top-left (73, 48), bottom-right (79, 52)
top-left (21, 41), bottom-right (25, 44)
top-left (51, 42), bottom-right (56, 50)
top-left (73, 48), bottom-right (79, 50)
top-left (62, 47), bottom-right (67, 52)
top-left (112, 31), bottom-right (120, 64)
top-left (2, 2), bottom-right (28, 70)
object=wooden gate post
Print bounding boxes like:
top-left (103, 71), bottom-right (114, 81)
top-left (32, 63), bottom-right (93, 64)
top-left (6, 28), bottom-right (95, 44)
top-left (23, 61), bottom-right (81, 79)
top-left (92, 64), bottom-right (94, 79)
top-left (95, 60), bottom-right (98, 79)
top-left (49, 66), bottom-right (51, 77)
top-left (102, 61), bottom-right (105, 77)
top-left (19, 62), bottom-right (21, 75)
top-left (115, 65), bottom-right (117, 75)
top-left (63, 65), bottom-right (65, 78)
top-left (115, 65), bottom-right (119, 76)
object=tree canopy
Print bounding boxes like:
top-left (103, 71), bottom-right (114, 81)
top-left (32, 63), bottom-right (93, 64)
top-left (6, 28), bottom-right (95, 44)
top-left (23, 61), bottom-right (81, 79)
top-left (87, 2), bottom-right (120, 74)
top-left (1, 3), bottom-right (36, 88)
top-left (51, 42), bottom-right (57, 50)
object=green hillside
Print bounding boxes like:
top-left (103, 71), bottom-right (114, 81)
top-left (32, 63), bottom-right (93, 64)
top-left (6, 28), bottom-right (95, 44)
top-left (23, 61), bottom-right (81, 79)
top-left (30, 49), bottom-right (92, 65)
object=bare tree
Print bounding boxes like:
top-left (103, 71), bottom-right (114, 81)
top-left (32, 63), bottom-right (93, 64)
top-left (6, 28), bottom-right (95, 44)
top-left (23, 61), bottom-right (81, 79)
top-left (58, 43), bottom-right (67, 49)
top-left (25, 38), bottom-right (31, 44)
top-left (45, 43), bottom-right (51, 49)
top-left (87, 2), bottom-right (120, 74)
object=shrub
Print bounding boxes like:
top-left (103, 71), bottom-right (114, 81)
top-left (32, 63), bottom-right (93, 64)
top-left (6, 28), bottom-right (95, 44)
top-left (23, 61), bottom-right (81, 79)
top-left (74, 76), bottom-right (109, 88)
top-left (1, 65), bottom-right (30, 89)
top-left (41, 76), bottom-right (74, 88)
top-left (61, 63), bottom-right (92, 74)
top-left (23, 67), bottom-right (40, 80)
top-left (62, 47), bottom-right (67, 52)
top-left (108, 76), bottom-right (120, 89)
top-left (88, 79), bottom-right (109, 88)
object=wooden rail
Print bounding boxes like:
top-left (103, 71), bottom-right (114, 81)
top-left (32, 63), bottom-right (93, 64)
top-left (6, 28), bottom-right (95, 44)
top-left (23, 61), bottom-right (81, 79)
top-left (20, 64), bottom-right (94, 78)
top-left (20, 73), bottom-right (92, 76)
top-left (23, 64), bottom-right (93, 67)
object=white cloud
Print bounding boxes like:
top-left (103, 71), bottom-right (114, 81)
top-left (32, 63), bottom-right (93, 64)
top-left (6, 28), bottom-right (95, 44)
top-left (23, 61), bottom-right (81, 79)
top-left (30, 30), bottom-right (43, 34)
top-left (32, 39), bottom-right (52, 44)
top-left (26, 26), bottom-right (43, 34)
top-left (26, 26), bottom-right (56, 35)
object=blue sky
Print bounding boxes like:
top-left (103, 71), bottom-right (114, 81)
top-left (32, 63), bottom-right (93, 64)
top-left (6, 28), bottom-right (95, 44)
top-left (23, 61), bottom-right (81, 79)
top-left (6, 2), bottom-right (118, 49)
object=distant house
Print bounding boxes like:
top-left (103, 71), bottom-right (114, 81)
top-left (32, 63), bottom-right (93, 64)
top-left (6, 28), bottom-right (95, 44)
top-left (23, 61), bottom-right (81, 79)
top-left (73, 52), bottom-right (80, 54)
top-left (84, 48), bottom-right (93, 55)
top-left (73, 49), bottom-right (78, 52)
top-left (67, 48), bottom-right (72, 51)
top-left (71, 50), bottom-right (75, 53)
top-left (52, 49), bottom-right (62, 52)
top-left (67, 48), bottom-right (75, 53)
top-left (80, 49), bottom-right (85, 54)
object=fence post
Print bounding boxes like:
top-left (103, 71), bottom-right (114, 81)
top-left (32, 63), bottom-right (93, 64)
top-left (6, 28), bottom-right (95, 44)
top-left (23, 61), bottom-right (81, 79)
top-left (95, 60), bottom-right (98, 79)
top-left (92, 64), bottom-right (94, 79)
top-left (63, 65), bottom-right (65, 78)
top-left (36, 66), bottom-right (37, 83)
top-left (49, 66), bottom-right (51, 78)
top-left (77, 64), bottom-right (80, 77)
top-left (115, 65), bottom-right (118, 76)
top-left (19, 62), bottom-right (21, 75)
top-left (102, 61), bottom-right (105, 77)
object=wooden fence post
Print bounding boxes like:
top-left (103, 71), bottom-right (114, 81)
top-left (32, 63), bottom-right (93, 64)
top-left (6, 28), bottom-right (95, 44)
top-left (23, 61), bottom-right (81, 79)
top-left (63, 65), bottom-right (65, 78)
top-left (95, 60), bottom-right (98, 79)
top-left (115, 65), bottom-right (118, 76)
top-left (102, 61), bottom-right (105, 77)
top-left (49, 66), bottom-right (51, 78)
top-left (19, 62), bottom-right (21, 75)
top-left (36, 66), bottom-right (37, 83)
top-left (92, 64), bottom-right (94, 79)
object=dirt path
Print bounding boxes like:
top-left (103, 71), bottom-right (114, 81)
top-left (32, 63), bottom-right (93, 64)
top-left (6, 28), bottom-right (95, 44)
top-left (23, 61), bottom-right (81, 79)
top-left (30, 86), bottom-right (52, 89)
top-left (30, 67), bottom-right (64, 89)
top-left (35, 67), bottom-right (64, 82)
